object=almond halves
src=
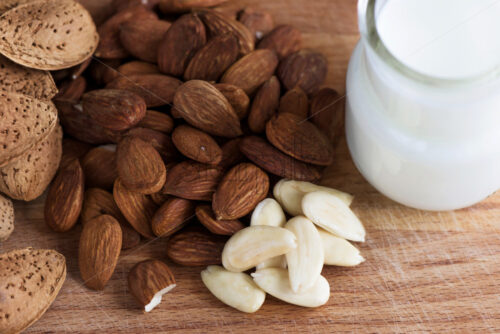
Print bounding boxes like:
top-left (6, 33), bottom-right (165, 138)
top-left (201, 265), bottom-right (265, 313)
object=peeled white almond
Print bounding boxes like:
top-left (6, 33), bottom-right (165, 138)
top-left (273, 179), bottom-right (354, 216)
top-left (285, 217), bottom-right (324, 293)
top-left (302, 191), bottom-right (366, 242)
top-left (318, 228), bottom-right (365, 266)
top-left (222, 226), bottom-right (297, 272)
top-left (250, 198), bottom-right (286, 227)
top-left (252, 268), bottom-right (330, 308)
top-left (201, 265), bottom-right (265, 313)
top-left (256, 255), bottom-right (287, 270)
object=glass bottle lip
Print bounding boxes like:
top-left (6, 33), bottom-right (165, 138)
top-left (358, 0), bottom-right (500, 87)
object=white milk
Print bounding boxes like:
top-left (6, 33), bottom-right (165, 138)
top-left (376, 0), bottom-right (500, 80)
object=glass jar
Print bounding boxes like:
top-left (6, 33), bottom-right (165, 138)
top-left (345, 0), bottom-right (500, 210)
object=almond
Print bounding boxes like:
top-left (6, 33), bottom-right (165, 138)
top-left (239, 136), bottom-right (321, 182)
top-left (0, 194), bottom-right (14, 242)
top-left (113, 0), bottom-right (161, 11)
top-left (198, 9), bottom-right (254, 55)
top-left (258, 25), bottom-right (302, 60)
top-left (318, 228), bottom-right (365, 267)
top-left (0, 0), bottom-right (98, 70)
top-left (0, 0), bottom-right (33, 14)
top-left (250, 198), bottom-right (286, 228)
top-left (128, 259), bottom-right (176, 312)
top-left (172, 125), bottom-right (222, 165)
top-left (0, 248), bottom-right (66, 334)
top-left (82, 89), bottom-right (147, 131)
top-left (309, 88), bottom-right (344, 140)
top-left (137, 110), bottom-right (174, 133)
top-left (81, 145), bottom-right (118, 190)
top-left (248, 76), bottom-right (280, 133)
top-left (159, 0), bottom-right (228, 13)
top-left (55, 76), bottom-right (87, 102)
top-left (213, 83), bottom-right (250, 120)
top-left (89, 58), bottom-right (121, 85)
top-left (107, 74), bottom-right (182, 107)
top-left (162, 161), bottom-right (224, 201)
top-left (116, 136), bottom-right (166, 194)
top-left (150, 192), bottom-right (171, 206)
top-left (173, 80), bottom-right (242, 137)
top-left (152, 197), bottom-right (195, 237)
top-left (126, 127), bottom-right (179, 162)
top-left (157, 14), bottom-right (206, 77)
top-left (166, 227), bottom-right (227, 266)
top-left (61, 138), bottom-right (92, 167)
top-left (238, 7), bottom-right (274, 40)
top-left (118, 61), bottom-right (160, 77)
top-left (218, 138), bottom-right (245, 170)
top-left (212, 163), bottom-right (269, 220)
top-left (44, 159), bottom-right (85, 233)
top-left (96, 5), bottom-right (158, 59)
top-left (120, 19), bottom-right (171, 63)
top-left (195, 205), bottom-right (245, 236)
top-left (279, 86), bottom-right (309, 119)
top-left (184, 34), bottom-right (239, 82)
top-left (266, 112), bottom-right (334, 166)
top-left (113, 178), bottom-right (156, 239)
top-left (278, 49), bottom-right (328, 94)
top-left (79, 215), bottom-right (122, 290)
top-left (0, 124), bottom-right (62, 201)
top-left (221, 49), bottom-right (278, 95)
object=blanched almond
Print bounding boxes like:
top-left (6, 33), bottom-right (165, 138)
top-left (250, 198), bottom-right (286, 227)
top-left (318, 228), bottom-right (365, 266)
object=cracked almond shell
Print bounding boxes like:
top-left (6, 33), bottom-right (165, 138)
top-left (0, 193), bottom-right (14, 242)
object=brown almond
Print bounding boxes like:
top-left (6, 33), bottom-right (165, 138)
top-left (0, 0), bottom-right (98, 70)
top-left (89, 58), bottom-right (121, 85)
top-left (107, 74), bottom-right (182, 107)
top-left (96, 6), bottom-right (158, 59)
top-left (158, 14), bottom-right (206, 77)
top-left (212, 163), bottom-right (269, 220)
top-left (82, 89), bottom-right (147, 131)
top-left (239, 136), bottom-right (321, 182)
top-left (55, 76), bottom-right (87, 102)
top-left (79, 215), bottom-right (122, 290)
top-left (81, 145), bottom-right (118, 190)
top-left (150, 192), bottom-right (171, 206)
top-left (196, 205), bottom-right (245, 236)
top-left (113, 178), bottom-right (156, 239)
top-left (184, 34), bottom-right (239, 82)
top-left (248, 76), bottom-right (280, 133)
top-left (152, 197), bottom-right (195, 237)
top-left (162, 161), bottom-right (223, 201)
top-left (258, 25), bottom-right (302, 60)
top-left (137, 110), bottom-right (174, 133)
top-left (213, 83), bottom-right (250, 120)
top-left (278, 86), bottom-right (309, 118)
top-left (173, 80), bottom-right (242, 137)
top-left (198, 9), bottom-right (254, 55)
top-left (120, 19), bottom-right (171, 63)
top-left (221, 49), bottom-right (279, 95)
top-left (171, 125), bottom-right (222, 165)
top-left (118, 61), bottom-right (160, 76)
top-left (166, 228), bottom-right (226, 266)
top-left (116, 136), bottom-right (166, 194)
top-left (238, 7), bottom-right (274, 40)
top-left (278, 49), bottom-right (328, 94)
top-left (159, 0), bottom-right (227, 13)
top-left (112, 0), bottom-right (161, 12)
top-left (126, 127), bottom-right (179, 161)
top-left (44, 159), bottom-right (84, 232)
top-left (61, 138), bottom-right (92, 167)
top-left (218, 138), bottom-right (245, 170)
top-left (266, 112), bottom-right (334, 166)
top-left (79, 0), bottom-right (116, 25)
top-left (309, 87), bottom-right (344, 141)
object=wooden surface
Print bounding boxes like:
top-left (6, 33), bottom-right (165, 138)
top-left (3, 0), bottom-right (500, 332)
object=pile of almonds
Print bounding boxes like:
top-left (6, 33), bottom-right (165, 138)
top-left (0, 0), bottom-right (361, 331)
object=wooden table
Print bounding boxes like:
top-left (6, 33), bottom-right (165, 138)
top-left (3, 0), bottom-right (500, 332)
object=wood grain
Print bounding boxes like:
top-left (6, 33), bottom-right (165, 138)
top-left (2, 0), bottom-right (500, 332)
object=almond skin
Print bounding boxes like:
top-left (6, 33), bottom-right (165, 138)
top-left (55, 76), bottom-right (87, 102)
top-left (126, 127), bottom-right (179, 162)
top-left (258, 25), bottom-right (302, 60)
top-left (213, 83), bottom-right (250, 120)
top-left (173, 80), bottom-right (242, 138)
top-left (162, 161), bottom-right (224, 201)
top-left (171, 125), bottom-right (222, 165)
top-left (166, 228), bottom-right (227, 266)
top-left (79, 215), bottom-right (122, 290)
top-left (81, 146), bottom-right (118, 190)
top-left (116, 136), bottom-right (166, 194)
top-left (278, 49), bottom-right (328, 94)
top-left (278, 86), bottom-right (309, 118)
top-left (218, 138), bottom-right (245, 170)
top-left (159, 0), bottom-right (228, 13)
top-left (221, 49), bottom-right (279, 95)
top-left (158, 14), bottom-right (206, 77)
top-left (248, 76), bottom-right (280, 133)
top-left (120, 19), bottom-right (171, 63)
top-left (118, 61), bottom-right (160, 77)
top-left (239, 136), bottom-right (322, 182)
top-left (212, 163), bottom-right (269, 220)
top-left (44, 159), bottom-right (85, 232)
top-left (184, 34), bottom-right (239, 82)
top-left (82, 89), bottom-right (147, 131)
top-left (238, 7), bottom-right (274, 40)
top-left (61, 138), bottom-right (92, 168)
top-left (309, 87), bottom-right (345, 141)
top-left (195, 205), bottom-right (245, 236)
top-left (152, 197), bottom-right (195, 237)
top-left (137, 110), bottom-right (174, 133)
